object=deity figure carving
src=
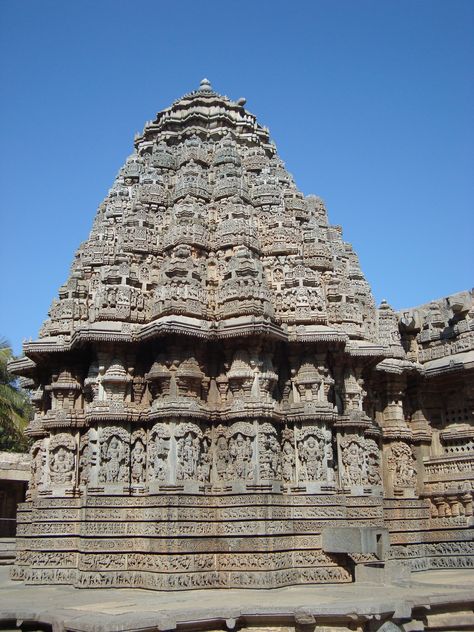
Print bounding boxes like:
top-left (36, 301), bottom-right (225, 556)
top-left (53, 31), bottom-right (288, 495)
top-left (258, 423), bottom-right (281, 479)
top-left (148, 423), bottom-right (171, 482)
top-left (228, 423), bottom-right (255, 480)
top-left (388, 441), bottom-right (417, 488)
top-left (340, 436), bottom-right (363, 487)
top-left (84, 362), bottom-right (100, 405)
top-left (281, 440), bottom-right (296, 484)
top-left (298, 434), bottom-right (323, 481)
top-left (48, 433), bottom-right (76, 485)
top-left (214, 429), bottom-right (230, 482)
top-left (176, 429), bottom-right (201, 481)
top-left (29, 439), bottom-right (46, 493)
top-left (78, 430), bottom-right (95, 487)
top-left (197, 437), bottom-right (212, 482)
top-left (98, 427), bottom-right (129, 484)
top-left (340, 435), bottom-right (382, 488)
top-left (365, 439), bottom-right (382, 486)
top-left (229, 434), bottom-right (253, 479)
top-left (131, 430), bottom-right (147, 484)
top-left (324, 429), bottom-right (335, 484)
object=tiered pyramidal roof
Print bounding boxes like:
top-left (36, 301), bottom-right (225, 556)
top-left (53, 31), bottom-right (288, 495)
top-left (36, 79), bottom-right (399, 354)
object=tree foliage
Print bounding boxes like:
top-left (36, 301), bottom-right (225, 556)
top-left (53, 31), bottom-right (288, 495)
top-left (0, 339), bottom-right (31, 452)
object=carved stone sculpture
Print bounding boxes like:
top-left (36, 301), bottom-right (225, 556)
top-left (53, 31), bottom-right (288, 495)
top-left (10, 80), bottom-right (474, 591)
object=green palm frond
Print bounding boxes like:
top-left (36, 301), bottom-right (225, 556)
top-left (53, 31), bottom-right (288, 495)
top-left (0, 337), bottom-right (31, 452)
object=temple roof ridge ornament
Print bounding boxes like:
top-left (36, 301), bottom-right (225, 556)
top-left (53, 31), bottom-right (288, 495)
top-left (198, 77), bottom-right (213, 92)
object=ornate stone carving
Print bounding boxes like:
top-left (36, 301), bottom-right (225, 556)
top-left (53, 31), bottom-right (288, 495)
top-left (29, 440), bottom-right (46, 493)
top-left (340, 435), bottom-right (381, 488)
top-left (131, 429), bottom-right (147, 484)
top-left (214, 426), bottom-right (230, 482)
top-left (148, 423), bottom-right (171, 482)
top-left (258, 423), bottom-right (281, 480)
top-left (78, 430), bottom-right (96, 487)
top-left (388, 441), bottom-right (417, 488)
top-left (281, 428), bottom-right (296, 484)
top-left (228, 422), bottom-right (255, 481)
top-left (11, 81), bottom-right (473, 591)
top-left (297, 427), bottom-right (325, 482)
top-left (98, 427), bottom-right (130, 484)
top-left (48, 433), bottom-right (76, 485)
top-left (175, 422), bottom-right (211, 483)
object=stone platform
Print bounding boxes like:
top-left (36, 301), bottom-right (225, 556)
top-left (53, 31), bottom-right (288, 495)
top-left (0, 567), bottom-right (473, 632)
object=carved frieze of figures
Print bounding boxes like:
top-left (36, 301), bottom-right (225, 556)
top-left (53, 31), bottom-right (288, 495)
top-left (148, 423), bottom-right (171, 483)
top-left (227, 422), bottom-right (255, 481)
top-left (98, 426), bottom-right (130, 484)
top-left (258, 423), bottom-right (281, 480)
top-left (48, 433), bottom-right (76, 485)
top-left (388, 441), bottom-right (417, 488)
top-left (340, 434), bottom-right (382, 488)
top-left (175, 422), bottom-right (211, 483)
top-left (131, 429), bottom-right (147, 485)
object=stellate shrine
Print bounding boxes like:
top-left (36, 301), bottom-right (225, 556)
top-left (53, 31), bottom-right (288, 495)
top-left (10, 80), bottom-right (473, 590)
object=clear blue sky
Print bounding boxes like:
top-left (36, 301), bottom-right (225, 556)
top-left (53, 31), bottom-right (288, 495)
top-left (1, 0), bottom-right (473, 355)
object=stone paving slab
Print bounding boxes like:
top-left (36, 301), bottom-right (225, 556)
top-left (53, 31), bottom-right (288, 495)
top-left (0, 568), bottom-right (473, 632)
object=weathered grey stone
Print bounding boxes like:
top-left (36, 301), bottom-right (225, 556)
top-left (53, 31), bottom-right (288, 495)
top-left (1, 566), bottom-right (474, 632)
top-left (354, 560), bottom-right (410, 584)
top-left (322, 527), bottom-right (389, 558)
top-left (7, 80), bottom-right (474, 592)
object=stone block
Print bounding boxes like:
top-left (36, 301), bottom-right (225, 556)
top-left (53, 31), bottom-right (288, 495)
top-left (322, 527), bottom-right (389, 559)
top-left (354, 561), bottom-right (411, 584)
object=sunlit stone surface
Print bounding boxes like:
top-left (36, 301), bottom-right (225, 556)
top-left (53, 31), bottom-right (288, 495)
top-left (9, 80), bottom-right (473, 590)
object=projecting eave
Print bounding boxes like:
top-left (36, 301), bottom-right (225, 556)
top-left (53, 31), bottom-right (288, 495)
top-left (286, 324), bottom-right (348, 345)
top-left (423, 350), bottom-right (474, 377)
top-left (345, 340), bottom-right (385, 358)
top-left (7, 355), bottom-right (37, 378)
top-left (375, 357), bottom-right (422, 376)
top-left (21, 319), bottom-right (374, 360)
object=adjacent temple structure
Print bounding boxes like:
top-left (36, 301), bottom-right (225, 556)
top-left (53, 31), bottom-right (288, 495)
top-left (10, 80), bottom-right (473, 590)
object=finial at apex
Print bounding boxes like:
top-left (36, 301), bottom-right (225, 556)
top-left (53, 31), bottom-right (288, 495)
top-left (199, 77), bottom-right (212, 92)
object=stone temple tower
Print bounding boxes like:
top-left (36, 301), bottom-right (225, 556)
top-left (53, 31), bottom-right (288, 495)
top-left (10, 80), bottom-right (473, 589)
